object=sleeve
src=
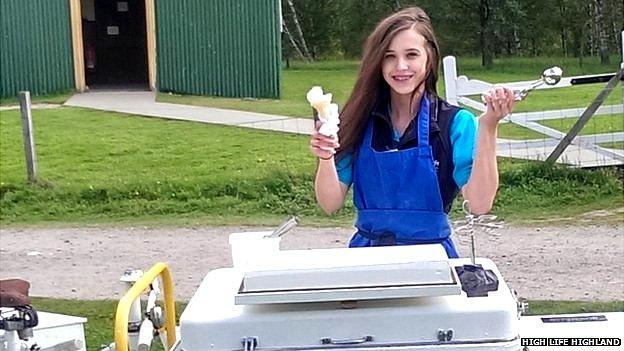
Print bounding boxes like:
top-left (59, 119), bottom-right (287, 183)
top-left (450, 109), bottom-right (478, 187)
top-left (335, 153), bottom-right (354, 187)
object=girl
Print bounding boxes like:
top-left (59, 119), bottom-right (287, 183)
top-left (309, 7), bottom-right (515, 257)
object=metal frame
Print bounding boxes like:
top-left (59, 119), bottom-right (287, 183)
top-left (114, 262), bottom-right (177, 351)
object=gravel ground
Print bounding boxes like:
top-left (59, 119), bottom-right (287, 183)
top-left (0, 224), bottom-right (622, 301)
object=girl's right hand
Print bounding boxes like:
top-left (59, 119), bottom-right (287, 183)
top-left (309, 121), bottom-right (340, 160)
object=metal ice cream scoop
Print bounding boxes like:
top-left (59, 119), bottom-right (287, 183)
top-left (482, 66), bottom-right (563, 103)
top-left (514, 66), bottom-right (563, 100)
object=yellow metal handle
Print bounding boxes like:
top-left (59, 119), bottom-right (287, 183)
top-left (114, 262), bottom-right (177, 351)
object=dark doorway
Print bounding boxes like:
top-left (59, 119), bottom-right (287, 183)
top-left (82, 0), bottom-right (149, 90)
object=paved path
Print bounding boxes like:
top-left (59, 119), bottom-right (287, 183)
top-left (65, 91), bottom-right (314, 135)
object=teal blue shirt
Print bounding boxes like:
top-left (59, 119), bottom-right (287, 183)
top-left (336, 109), bottom-right (477, 187)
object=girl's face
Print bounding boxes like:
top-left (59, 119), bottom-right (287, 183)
top-left (381, 29), bottom-right (429, 97)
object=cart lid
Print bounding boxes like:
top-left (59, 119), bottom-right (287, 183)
top-left (235, 244), bottom-right (461, 304)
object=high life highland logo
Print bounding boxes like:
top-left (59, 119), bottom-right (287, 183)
top-left (521, 338), bottom-right (622, 347)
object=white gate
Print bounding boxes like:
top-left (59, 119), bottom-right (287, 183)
top-left (442, 32), bottom-right (624, 168)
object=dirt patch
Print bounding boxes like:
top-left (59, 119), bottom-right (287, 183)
top-left (0, 224), bottom-right (622, 301)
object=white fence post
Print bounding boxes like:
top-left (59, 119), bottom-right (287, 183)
top-left (621, 30), bottom-right (623, 69)
top-left (19, 91), bottom-right (37, 183)
top-left (443, 56), bottom-right (458, 105)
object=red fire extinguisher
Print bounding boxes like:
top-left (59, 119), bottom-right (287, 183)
top-left (86, 45), bottom-right (96, 70)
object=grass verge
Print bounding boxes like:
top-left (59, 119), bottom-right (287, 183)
top-left (1, 107), bottom-right (622, 227)
top-left (540, 114), bottom-right (623, 136)
top-left (31, 297), bottom-right (623, 351)
top-left (0, 91), bottom-right (74, 106)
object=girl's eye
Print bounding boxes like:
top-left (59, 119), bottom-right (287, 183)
top-left (384, 54), bottom-right (395, 59)
top-left (407, 52), bottom-right (419, 58)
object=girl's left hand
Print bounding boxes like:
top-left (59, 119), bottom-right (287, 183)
top-left (481, 87), bottom-right (516, 127)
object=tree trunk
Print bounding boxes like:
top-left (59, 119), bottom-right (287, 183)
top-left (283, 22), bottom-right (308, 61)
top-left (559, 3), bottom-right (567, 57)
top-left (286, 0), bottom-right (312, 61)
top-left (593, 0), bottom-right (610, 64)
top-left (588, 1), bottom-right (595, 57)
top-left (479, 0), bottom-right (493, 68)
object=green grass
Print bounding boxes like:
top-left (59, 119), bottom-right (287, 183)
top-left (466, 84), bottom-right (622, 114)
top-left (1, 107), bottom-right (622, 227)
top-left (0, 107), bottom-right (312, 185)
top-left (509, 85), bottom-right (622, 113)
top-left (158, 56), bottom-right (622, 118)
top-left (525, 300), bottom-right (624, 315)
top-left (599, 141), bottom-right (624, 149)
top-left (0, 106), bottom-right (336, 226)
top-left (486, 162), bottom-right (623, 224)
top-left (498, 122), bottom-right (546, 140)
top-left (540, 114), bottom-right (623, 135)
top-left (30, 296), bottom-right (623, 350)
top-left (31, 297), bottom-right (187, 351)
top-left (455, 55), bottom-right (622, 78)
top-left (497, 113), bottom-right (624, 141)
top-left (0, 91), bottom-right (74, 106)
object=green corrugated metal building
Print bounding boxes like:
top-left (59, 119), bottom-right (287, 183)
top-left (0, 0), bottom-right (75, 98)
top-left (0, 0), bottom-right (281, 99)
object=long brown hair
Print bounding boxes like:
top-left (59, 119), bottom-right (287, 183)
top-left (337, 7), bottom-right (441, 159)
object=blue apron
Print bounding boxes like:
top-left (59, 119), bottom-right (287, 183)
top-left (349, 95), bottom-right (459, 258)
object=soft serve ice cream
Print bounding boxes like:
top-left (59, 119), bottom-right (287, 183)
top-left (306, 86), bottom-right (340, 137)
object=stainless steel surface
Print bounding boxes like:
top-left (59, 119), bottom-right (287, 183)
top-left (265, 216), bottom-right (298, 238)
top-left (235, 263), bottom-right (462, 305)
top-left (235, 284), bottom-right (463, 304)
top-left (241, 261), bottom-right (455, 292)
top-left (470, 235), bottom-right (476, 265)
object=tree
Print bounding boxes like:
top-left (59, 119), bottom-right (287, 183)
top-left (283, 0), bottom-right (313, 61)
top-left (479, 0), bottom-right (494, 68)
top-left (337, 0), bottom-right (398, 57)
top-left (282, 23), bottom-right (308, 62)
top-left (279, 0), bottom-right (622, 62)
top-left (291, 0), bottom-right (340, 59)
top-left (592, 0), bottom-right (610, 64)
